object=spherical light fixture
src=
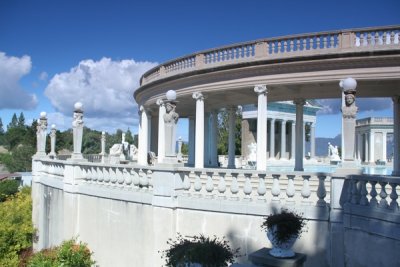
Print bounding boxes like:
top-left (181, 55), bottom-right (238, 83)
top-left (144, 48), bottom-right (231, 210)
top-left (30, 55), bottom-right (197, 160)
top-left (74, 102), bottom-right (83, 112)
top-left (166, 90), bottom-right (177, 101)
top-left (339, 77), bottom-right (357, 92)
top-left (51, 124), bottom-right (56, 129)
top-left (40, 111), bottom-right (47, 118)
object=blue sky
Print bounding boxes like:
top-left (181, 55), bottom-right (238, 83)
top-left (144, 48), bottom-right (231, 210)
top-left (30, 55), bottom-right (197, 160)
top-left (0, 0), bottom-right (399, 140)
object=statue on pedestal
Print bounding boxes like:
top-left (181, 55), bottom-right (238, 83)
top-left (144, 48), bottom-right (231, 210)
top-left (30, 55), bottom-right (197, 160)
top-left (163, 101), bottom-right (179, 157)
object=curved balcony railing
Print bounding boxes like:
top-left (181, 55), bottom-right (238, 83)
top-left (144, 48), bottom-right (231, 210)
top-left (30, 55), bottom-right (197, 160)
top-left (139, 25), bottom-right (400, 86)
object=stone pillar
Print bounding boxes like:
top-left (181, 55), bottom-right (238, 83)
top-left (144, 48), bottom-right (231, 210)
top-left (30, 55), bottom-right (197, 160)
top-left (100, 131), bottom-right (106, 163)
top-left (164, 101), bottom-right (179, 159)
top-left (392, 96), bottom-right (400, 176)
top-left (310, 123), bottom-right (316, 159)
top-left (280, 120), bottom-right (286, 159)
top-left (294, 99), bottom-right (305, 171)
top-left (228, 107), bottom-right (237, 168)
top-left (210, 110), bottom-right (218, 167)
top-left (382, 132), bottom-right (387, 162)
top-left (291, 121), bottom-right (295, 160)
top-left (49, 124), bottom-right (56, 158)
top-left (365, 133), bottom-right (369, 163)
top-left (269, 119), bottom-right (275, 159)
top-left (193, 92), bottom-right (205, 168)
top-left (303, 122), bottom-right (306, 158)
top-left (188, 116), bottom-right (195, 166)
top-left (138, 105), bottom-right (149, 165)
top-left (34, 113), bottom-right (48, 158)
top-left (254, 85), bottom-right (268, 171)
top-left (147, 112), bottom-right (152, 152)
top-left (204, 112), bottom-right (210, 165)
top-left (340, 78), bottom-right (358, 164)
top-left (157, 99), bottom-right (166, 163)
top-left (71, 102), bottom-right (84, 160)
top-left (369, 131), bottom-right (375, 163)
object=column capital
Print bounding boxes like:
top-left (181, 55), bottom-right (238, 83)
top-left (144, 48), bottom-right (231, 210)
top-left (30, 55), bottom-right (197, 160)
top-left (254, 84), bottom-right (267, 95)
top-left (294, 98), bottom-right (306, 106)
top-left (156, 98), bottom-right (165, 106)
top-left (192, 92), bottom-right (204, 101)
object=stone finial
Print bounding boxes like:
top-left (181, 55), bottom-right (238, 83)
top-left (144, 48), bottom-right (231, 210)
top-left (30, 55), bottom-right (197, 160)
top-left (40, 111), bottom-right (47, 119)
top-left (192, 92), bottom-right (204, 100)
top-left (254, 84), bottom-right (267, 95)
top-left (74, 102), bottom-right (83, 112)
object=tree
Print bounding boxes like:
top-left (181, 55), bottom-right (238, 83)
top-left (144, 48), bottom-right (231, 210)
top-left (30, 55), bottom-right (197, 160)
top-left (5, 145), bottom-right (35, 172)
top-left (0, 117), bottom-right (4, 134)
top-left (217, 109), bottom-right (242, 155)
top-left (125, 128), bottom-right (134, 144)
top-left (82, 128), bottom-right (101, 154)
top-left (17, 112), bottom-right (25, 127)
top-left (0, 180), bottom-right (20, 202)
top-left (7, 113), bottom-right (18, 130)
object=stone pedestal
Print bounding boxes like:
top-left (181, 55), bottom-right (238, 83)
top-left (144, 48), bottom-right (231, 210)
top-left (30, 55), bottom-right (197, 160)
top-left (248, 248), bottom-right (307, 267)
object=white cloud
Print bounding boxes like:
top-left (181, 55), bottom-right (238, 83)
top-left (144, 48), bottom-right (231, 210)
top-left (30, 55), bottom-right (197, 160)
top-left (44, 58), bottom-right (157, 131)
top-left (0, 52), bottom-right (38, 109)
top-left (317, 97), bottom-right (392, 115)
top-left (39, 71), bottom-right (48, 81)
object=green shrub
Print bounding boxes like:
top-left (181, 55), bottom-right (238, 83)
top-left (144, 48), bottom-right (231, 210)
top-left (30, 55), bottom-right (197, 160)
top-left (0, 187), bottom-right (34, 267)
top-left (27, 238), bottom-right (95, 267)
top-left (0, 179), bottom-right (20, 202)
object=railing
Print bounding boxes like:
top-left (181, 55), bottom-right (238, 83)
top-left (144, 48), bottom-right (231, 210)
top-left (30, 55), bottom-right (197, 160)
top-left (356, 117), bottom-right (394, 126)
top-left (140, 26), bottom-right (400, 86)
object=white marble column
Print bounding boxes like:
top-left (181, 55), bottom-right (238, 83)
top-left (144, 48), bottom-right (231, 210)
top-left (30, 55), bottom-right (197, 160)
top-left (157, 99), bottom-right (166, 163)
top-left (100, 131), bottom-right (106, 163)
top-left (303, 122), bottom-right (306, 158)
top-left (291, 121), bottom-right (295, 160)
top-left (365, 133), bottom-right (369, 163)
top-left (228, 107), bottom-right (237, 168)
top-left (254, 85), bottom-right (268, 171)
top-left (204, 112), bottom-right (210, 165)
top-left (71, 102), bottom-right (84, 160)
top-left (147, 112), bottom-right (152, 152)
top-left (138, 105), bottom-right (149, 165)
top-left (49, 124), bottom-right (56, 158)
top-left (193, 92), bottom-right (205, 168)
top-left (382, 132), bottom-right (387, 162)
top-left (210, 110), bottom-right (218, 167)
top-left (369, 131), bottom-right (375, 163)
top-left (294, 99), bottom-right (305, 171)
top-left (392, 95), bottom-right (400, 176)
top-left (269, 119), bottom-right (275, 159)
top-left (188, 116), bottom-right (195, 166)
top-left (310, 123), bottom-right (315, 158)
top-left (280, 120), bottom-right (286, 160)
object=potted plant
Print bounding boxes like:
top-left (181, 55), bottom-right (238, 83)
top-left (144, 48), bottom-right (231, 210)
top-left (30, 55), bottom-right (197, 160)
top-left (161, 233), bottom-right (240, 267)
top-left (261, 210), bottom-right (307, 258)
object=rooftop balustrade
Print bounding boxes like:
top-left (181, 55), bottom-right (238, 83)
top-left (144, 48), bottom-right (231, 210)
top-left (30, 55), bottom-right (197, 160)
top-left (140, 26), bottom-right (400, 86)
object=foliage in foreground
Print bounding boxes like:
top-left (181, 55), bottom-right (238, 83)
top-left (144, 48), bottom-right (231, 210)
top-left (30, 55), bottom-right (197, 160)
top-left (0, 179), bottom-right (20, 202)
top-left (161, 234), bottom-right (240, 267)
top-left (27, 238), bottom-right (96, 267)
top-left (0, 187), bottom-right (34, 267)
top-left (261, 210), bottom-right (307, 245)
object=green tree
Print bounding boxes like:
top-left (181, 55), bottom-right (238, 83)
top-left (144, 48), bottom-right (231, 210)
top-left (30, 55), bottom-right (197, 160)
top-left (4, 126), bottom-right (27, 150)
top-left (125, 128), bottom-right (134, 144)
top-left (0, 117), bottom-right (4, 134)
top-left (4, 145), bottom-right (35, 172)
top-left (7, 113), bottom-right (18, 130)
top-left (0, 180), bottom-right (20, 202)
top-left (0, 187), bottom-right (34, 267)
top-left (82, 128), bottom-right (101, 154)
top-left (217, 109), bottom-right (242, 155)
top-left (181, 142), bottom-right (189, 155)
top-left (17, 112), bottom-right (25, 127)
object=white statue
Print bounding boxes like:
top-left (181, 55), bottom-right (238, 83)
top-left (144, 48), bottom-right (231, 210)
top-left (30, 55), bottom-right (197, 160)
top-left (328, 142), bottom-right (341, 162)
top-left (248, 142), bottom-right (257, 162)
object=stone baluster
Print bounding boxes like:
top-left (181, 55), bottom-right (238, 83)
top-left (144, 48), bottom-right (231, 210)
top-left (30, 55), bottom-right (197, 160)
top-left (257, 174), bottom-right (267, 202)
top-left (317, 175), bottom-right (327, 206)
top-left (330, 35), bottom-right (335, 48)
top-left (271, 174), bottom-right (281, 204)
top-left (182, 171), bottom-right (192, 195)
top-left (301, 175), bottom-right (311, 205)
top-left (103, 167), bottom-right (110, 184)
top-left (218, 172), bottom-right (227, 199)
top-left (350, 179), bottom-right (360, 204)
top-left (286, 174), bottom-right (295, 206)
top-left (277, 41), bottom-right (282, 53)
top-left (310, 37), bottom-right (314, 49)
top-left (389, 183), bottom-right (399, 211)
top-left (90, 167), bottom-right (97, 183)
top-left (124, 168), bottom-right (132, 186)
top-left (85, 167), bottom-right (92, 182)
top-left (316, 35), bottom-right (321, 49)
top-left (98, 167), bottom-right (104, 183)
top-left (194, 171), bottom-right (203, 196)
top-left (369, 181), bottom-right (378, 207)
top-left (379, 181), bottom-right (388, 209)
top-left (359, 180), bottom-right (368, 206)
top-left (289, 39), bottom-right (294, 52)
top-left (376, 32), bottom-right (382, 45)
top-left (205, 172), bottom-right (215, 198)
top-left (117, 168), bottom-right (125, 185)
top-left (270, 42), bottom-right (275, 54)
top-left (296, 39), bottom-right (301, 51)
top-left (131, 169), bottom-right (140, 190)
top-left (230, 172), bottom-right (239, 200)
top-left (146, 169), bottom-right (152, 189)
top-left (110, 167), bottom-right (117, 184)
top-left (243, 173), bottom-right (252, 201)
top-left (303, 38), bottom-right (307, 50)
top-left (283, 39), bottom-right (288, 52)
top-left (323, 36), bottom-right (328, 48)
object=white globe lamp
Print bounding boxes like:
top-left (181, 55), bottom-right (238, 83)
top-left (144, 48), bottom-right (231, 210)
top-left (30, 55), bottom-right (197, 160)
top-left (340, 77), bottom-right (357, 92)
top-left (166, 90), bottom-right (177, 101)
